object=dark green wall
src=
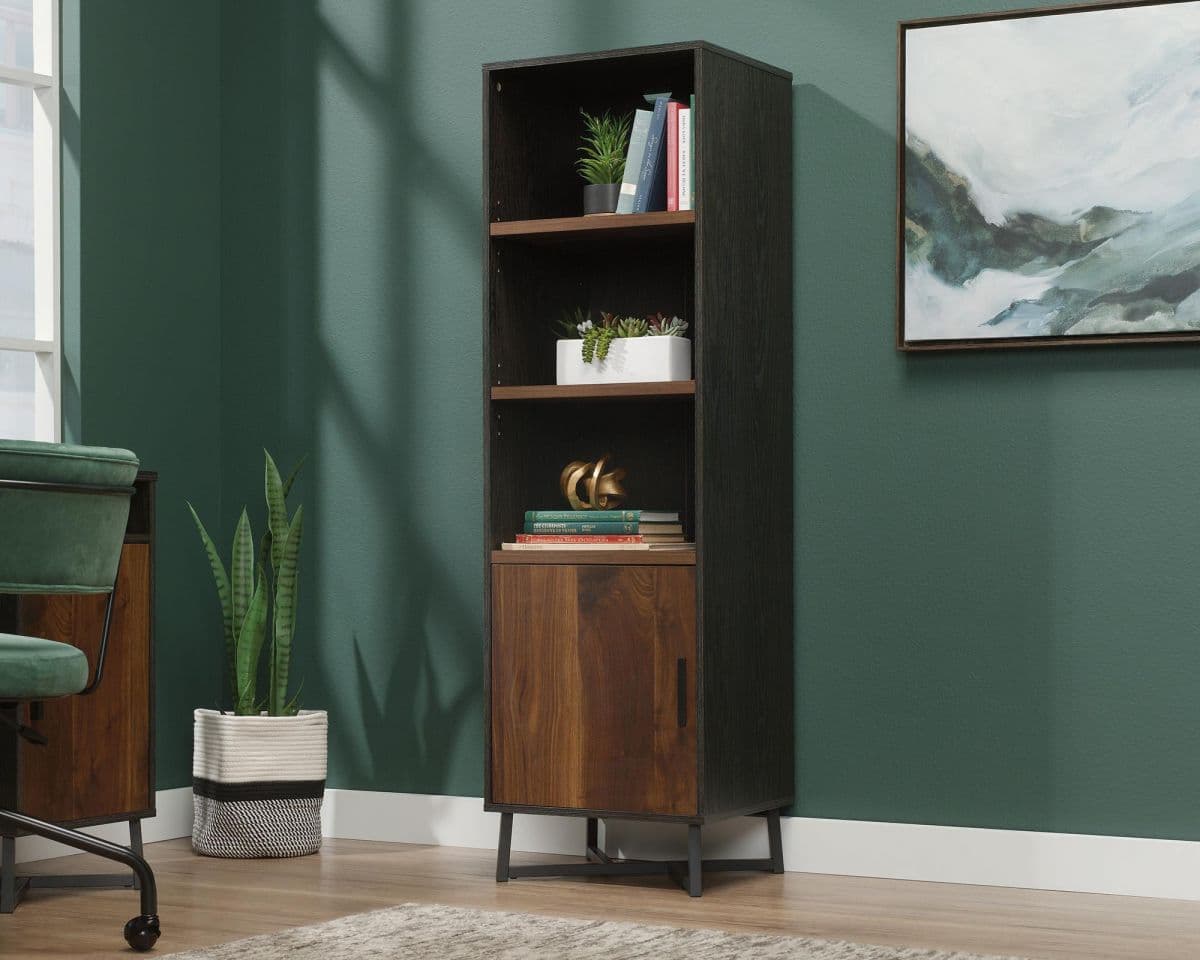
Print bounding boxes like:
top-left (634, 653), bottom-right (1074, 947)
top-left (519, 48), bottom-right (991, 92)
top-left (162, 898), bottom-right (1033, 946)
top-left (88, 0), bottom-right (1196, 841)
top-left (65, 0), bottom-right (224, 788)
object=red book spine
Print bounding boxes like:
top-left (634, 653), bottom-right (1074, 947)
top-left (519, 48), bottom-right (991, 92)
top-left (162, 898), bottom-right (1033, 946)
top-left (666, 101), bottom-right (680, 212)
top-left (516, 534), bottom-right (645, 544)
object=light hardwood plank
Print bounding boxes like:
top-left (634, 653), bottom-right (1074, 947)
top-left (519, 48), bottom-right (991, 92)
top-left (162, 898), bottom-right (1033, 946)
top-left (3, 838), bottom-right (1199, 959)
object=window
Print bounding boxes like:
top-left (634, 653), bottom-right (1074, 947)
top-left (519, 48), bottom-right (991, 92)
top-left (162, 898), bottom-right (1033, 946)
top-left (0, 0), bottom-right (57, 441)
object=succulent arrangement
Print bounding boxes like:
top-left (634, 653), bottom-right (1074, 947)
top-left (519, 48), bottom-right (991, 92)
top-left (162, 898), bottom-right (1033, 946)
top-left (646, 312), bottom-right (689, 337)
top-left (555, 308), bottom-right (689, 363)
top-left (576, 109), bottom-right (633, 185)
top-left (188, 451), bottom-right (306, 716)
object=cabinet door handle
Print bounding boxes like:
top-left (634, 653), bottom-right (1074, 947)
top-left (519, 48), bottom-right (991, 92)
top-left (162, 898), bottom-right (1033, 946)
top-left (677, 657), bottom-right (687, 728)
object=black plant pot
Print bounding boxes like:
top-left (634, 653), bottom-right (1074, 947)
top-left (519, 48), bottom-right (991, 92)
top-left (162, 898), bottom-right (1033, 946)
top-left (583, 182), bottom-right (620, 216)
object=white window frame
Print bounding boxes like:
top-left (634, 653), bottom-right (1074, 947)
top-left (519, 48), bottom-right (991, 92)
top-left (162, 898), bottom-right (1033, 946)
top-left (0, 0), bottom-right (60, 442)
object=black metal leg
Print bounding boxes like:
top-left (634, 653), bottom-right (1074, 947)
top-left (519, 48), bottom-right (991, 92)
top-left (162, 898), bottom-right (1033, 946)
top-left (584, 817), bottom-right (611, 864)
top-left (0, 833), bottom-right (18, 914)
top-left (0, 808), bottom-right (159, 950)
top-left (129, 818), bottom-right (144, 889)
top-left (500, 810), bottom-right (785, 896)
top-left (0, 705), bottom-right (19, 915)
top-left (687, 823), bottom-right (702, 897)
top-left (5, 824), bottom-right (142, 898)
top-left (767, 808), bottom-right (784, 873)
top-left (496, 812), bottom-right (513, 883)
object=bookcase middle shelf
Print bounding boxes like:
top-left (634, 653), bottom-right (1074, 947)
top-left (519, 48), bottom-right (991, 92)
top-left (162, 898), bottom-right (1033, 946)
top-left (490, 548), bottom-right (697, 566)
top-left (490, 381), bottom-right (695, 401)
top-left (489, 210), bottom-right (695, 242)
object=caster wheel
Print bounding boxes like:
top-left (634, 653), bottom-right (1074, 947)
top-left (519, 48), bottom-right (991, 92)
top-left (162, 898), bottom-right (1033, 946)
top-left (124, 914), bottom-right (160, 952)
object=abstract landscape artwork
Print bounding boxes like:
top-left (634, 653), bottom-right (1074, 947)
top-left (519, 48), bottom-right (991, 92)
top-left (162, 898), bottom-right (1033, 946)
top-left (899, 1), bottom-right (1200, 349)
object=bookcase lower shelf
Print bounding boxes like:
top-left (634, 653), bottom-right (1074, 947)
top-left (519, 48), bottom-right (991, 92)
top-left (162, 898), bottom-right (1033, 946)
top-left (490, 549), bottom-right (695, 565)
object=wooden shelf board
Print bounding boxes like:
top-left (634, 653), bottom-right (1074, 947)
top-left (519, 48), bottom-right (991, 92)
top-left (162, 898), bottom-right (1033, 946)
top-left (491, 381), bottom-right (695, 401)
top-left (491, 549), bottom-right (696, 566)
top-left (489, 210), bottom-right (695, 241)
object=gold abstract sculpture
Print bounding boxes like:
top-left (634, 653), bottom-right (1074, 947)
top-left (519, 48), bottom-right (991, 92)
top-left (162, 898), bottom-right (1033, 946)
top-left (560, 454), bottom-right (627, 510)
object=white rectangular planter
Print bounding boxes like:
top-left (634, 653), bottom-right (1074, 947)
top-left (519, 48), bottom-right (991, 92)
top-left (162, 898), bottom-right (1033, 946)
top-left (192, 708), bottom-right (328, 858)
top-left (556, 336), bottom-right (691, 385)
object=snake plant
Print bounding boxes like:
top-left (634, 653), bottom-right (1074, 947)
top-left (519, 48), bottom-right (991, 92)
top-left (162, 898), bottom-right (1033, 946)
top-left (187, 451), bottom-right (305, 716)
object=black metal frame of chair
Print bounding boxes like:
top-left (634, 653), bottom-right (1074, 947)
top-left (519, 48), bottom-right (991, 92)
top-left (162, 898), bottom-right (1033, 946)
top-left (0, 476), bottom-right (160, 951)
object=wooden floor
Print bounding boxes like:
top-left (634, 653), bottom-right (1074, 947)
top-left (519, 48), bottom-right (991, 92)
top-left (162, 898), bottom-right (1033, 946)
top-left (2, 838), bottom-right (1199, 959)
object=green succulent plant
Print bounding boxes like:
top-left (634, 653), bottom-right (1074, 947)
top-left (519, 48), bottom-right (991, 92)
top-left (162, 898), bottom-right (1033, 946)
top-left (616, 316), bottom-right (648, 338)
top-left (646, 311), bottom-right (689, 337)
top-left (187, 451), bottom-right (306, 716)
top-left (576, 109), bottom-right (632, 185)
top-left (579, 312), bottom-right (618, 362)
top-left (562, 307), bottom-right (689, 362)
top-left (553, 305), bottom-right (589, 340)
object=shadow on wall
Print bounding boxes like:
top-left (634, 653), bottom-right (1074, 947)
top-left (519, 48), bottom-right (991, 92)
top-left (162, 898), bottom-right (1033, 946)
top-left (307, 1), bottom-right (482, 795)
top-left (793, 82), bottom-right (1058, 831)
top-left (221, 0), bottom-right (483, 797)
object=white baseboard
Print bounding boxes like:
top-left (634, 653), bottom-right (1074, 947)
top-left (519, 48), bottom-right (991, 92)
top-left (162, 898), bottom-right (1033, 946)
top-left (19, 787), bottom-right (1200, 902)
top-left (321, 789), bottom-right (1200, 902)
top-left (14, 786), bottom-right (194, 864)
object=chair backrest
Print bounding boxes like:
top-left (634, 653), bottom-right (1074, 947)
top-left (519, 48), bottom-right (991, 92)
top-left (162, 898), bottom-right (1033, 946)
top-left (0, 440), bottom-right (139, 595)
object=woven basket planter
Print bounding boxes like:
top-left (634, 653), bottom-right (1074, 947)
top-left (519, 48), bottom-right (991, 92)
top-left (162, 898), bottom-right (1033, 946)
top-left (192, 708), bottom-right (327, 858)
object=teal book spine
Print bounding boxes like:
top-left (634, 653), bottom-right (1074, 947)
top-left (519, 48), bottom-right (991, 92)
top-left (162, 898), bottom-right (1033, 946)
top-left (524, 510), bottom-right (639, 523)
top-left (524, 521), bottom-right (639, 534)
top-left (616, 110), bottom-right (652, 215)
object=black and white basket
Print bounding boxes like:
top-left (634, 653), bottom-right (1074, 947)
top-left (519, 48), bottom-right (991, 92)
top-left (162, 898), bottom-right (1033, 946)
top-left (192, 708), bottom-right (328, 858)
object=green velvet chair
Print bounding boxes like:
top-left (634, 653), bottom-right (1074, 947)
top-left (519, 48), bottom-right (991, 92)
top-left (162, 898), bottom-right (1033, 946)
top-left (0, 439), bottom-right (160, 951)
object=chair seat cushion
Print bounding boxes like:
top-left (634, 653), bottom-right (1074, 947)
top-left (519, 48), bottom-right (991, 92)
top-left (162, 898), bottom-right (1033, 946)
top-left (0, 439), bottom-right (138, 488)
top-left (0, 634), bottom-right (89, 700)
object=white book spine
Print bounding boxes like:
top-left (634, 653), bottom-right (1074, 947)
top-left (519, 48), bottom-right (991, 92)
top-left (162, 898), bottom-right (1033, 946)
top-left (678, 107), bottom-right (692, 212)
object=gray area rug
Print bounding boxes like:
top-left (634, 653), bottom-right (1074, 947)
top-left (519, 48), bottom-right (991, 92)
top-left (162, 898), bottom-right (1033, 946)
top-left (165, 902), bottom-right (1031, 959)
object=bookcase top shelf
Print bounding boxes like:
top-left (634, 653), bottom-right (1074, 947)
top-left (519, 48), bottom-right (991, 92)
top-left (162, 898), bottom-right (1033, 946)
top-left (489, 211), bottom-right (694, 242)
top-left (482, 40), bottom-right (792, 82)
top-left (490, 549), bottom-right (697, 566)
top-left (491, 381), bottom-right (695, 401)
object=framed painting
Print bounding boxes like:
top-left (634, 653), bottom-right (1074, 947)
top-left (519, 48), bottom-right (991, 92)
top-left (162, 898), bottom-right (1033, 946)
top-left (898, 0), bottom-right (1200, 351)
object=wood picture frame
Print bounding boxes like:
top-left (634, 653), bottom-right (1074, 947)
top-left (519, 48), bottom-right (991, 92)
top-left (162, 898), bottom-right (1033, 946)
top-left (897, 0), bottom-right (1200, 351)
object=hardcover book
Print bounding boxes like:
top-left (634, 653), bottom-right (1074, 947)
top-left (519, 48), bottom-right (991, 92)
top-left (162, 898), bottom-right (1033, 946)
top-left (502, 542), bottom-right (652, 551)
top-left (523, 509), bottom-right (679, 523)
top-left (524, 521), bottom-right (639, 534)
top-left (688, 94), bottom-right (695, 208)
top-left (516, 534), bottom-right (645, 543)
top-left (666, 101), bottom-right (681, 212)
top-left (633, 96), bottom-right (669, 213)
top-left (616, 109), bottom-right (652, 215)
top-left (678, 106), bottom-right (692, 212)
top-left (500, 542), bottom-right (695, 552)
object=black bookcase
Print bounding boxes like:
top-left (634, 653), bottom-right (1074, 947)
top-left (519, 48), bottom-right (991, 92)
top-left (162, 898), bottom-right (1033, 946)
top-left (482, 41), bottom-right (793, 896)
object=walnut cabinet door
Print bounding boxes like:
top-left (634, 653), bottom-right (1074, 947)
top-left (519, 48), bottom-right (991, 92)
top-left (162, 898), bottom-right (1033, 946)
top-left (490, 564), bottom-right (697, 817)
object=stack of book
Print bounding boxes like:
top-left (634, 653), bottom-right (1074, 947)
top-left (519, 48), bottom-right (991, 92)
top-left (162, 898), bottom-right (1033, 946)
top-left (616, 94), bottom-right (694, 215)
top-left (501, 510), bottom-right (694, 552)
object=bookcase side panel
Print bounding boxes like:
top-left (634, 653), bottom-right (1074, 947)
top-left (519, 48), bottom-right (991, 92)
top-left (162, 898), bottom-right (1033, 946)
top-left (482, 67), bottom-right (496, 803)
top-left (695, 52), bottom-right (794, 818)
